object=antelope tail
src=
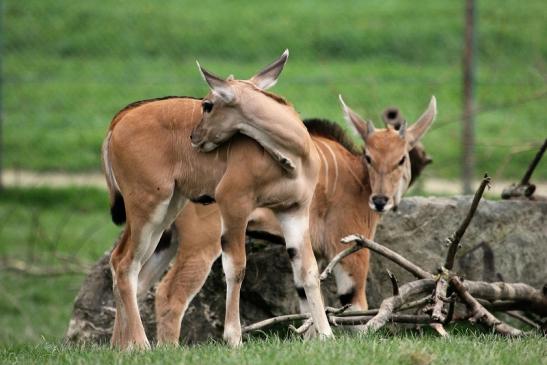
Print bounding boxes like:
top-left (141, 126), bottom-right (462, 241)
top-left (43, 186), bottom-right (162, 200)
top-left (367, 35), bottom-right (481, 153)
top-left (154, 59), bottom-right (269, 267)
top-left (102, 131), bottom-right (126, 225)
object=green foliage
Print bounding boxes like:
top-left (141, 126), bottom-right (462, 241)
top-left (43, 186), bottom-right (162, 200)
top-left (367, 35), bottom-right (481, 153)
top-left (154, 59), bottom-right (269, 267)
top-left (3, 0), bottom-right (547, 178)
top-left (0, 188), bottom-right (119, 345)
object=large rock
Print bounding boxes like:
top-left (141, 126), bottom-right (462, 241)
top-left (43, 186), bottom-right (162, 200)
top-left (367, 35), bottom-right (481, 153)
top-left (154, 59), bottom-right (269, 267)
top-left (66, 197), bottom-right (547, 344)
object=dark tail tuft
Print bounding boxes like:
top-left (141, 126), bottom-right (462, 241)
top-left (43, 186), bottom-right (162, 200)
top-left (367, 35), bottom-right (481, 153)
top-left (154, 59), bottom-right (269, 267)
top-left (110, 191), bottom-right (126, 225)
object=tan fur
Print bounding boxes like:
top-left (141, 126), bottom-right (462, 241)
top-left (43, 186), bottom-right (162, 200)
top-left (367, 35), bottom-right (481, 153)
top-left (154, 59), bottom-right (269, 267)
top-left (154, 97), bottom-right (437, 343)
top-left (104, 85), bottom-right (332, 349)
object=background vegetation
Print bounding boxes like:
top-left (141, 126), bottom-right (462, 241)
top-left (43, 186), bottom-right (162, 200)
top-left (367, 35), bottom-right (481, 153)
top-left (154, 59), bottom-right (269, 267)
top-left (4, 0), bottom-right (547, 179)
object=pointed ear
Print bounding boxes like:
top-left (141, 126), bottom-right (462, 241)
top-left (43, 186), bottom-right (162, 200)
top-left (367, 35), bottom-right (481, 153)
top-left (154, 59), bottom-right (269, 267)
top-left (249, 49), bottom-right (289, 90)
top-left (196, 61), bottom-right (235, 103)
top-left (339, 95), bottom-right (375, 141)
top-left (408, 96), bottom-right (437, 147)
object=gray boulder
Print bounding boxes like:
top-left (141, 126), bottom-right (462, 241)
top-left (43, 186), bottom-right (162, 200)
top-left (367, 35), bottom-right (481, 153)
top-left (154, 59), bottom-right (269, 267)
top-left (66, 197), bottom-right (547, 344)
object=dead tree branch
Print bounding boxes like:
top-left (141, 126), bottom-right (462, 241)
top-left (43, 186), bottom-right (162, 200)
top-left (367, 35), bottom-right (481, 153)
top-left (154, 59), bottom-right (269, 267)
top-left (432, 175), bottom-right (491, 323)
top-left (450, 276), bottom-right (523, 336)
top-left (319, 238), bottom-right (366, 281)
top-left (341, 235), bottom-right (433, 280)
top-left (444, 174), bottom-right (491, 270)
top-left (361, 279), bottom-right (435, 334)
top-left (502, 138), bottom-right (546, 199)
top-left (387, 269), bottom-right (400, 296)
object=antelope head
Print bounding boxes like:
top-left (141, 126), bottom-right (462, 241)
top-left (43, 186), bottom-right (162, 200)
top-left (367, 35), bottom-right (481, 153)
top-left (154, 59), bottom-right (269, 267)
top-left (190, 50), bottom-right (290, 152)
top-left (339, 95), bottom-right (437, 213)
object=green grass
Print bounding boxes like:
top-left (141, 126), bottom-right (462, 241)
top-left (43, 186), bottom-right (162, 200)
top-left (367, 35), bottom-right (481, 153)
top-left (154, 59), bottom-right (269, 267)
top-left (1, 332), bottom-right (546, 365)
top-left (4, 0), bottom-right (547, 179)
top-left (0, 188), bottom-right (120, 345)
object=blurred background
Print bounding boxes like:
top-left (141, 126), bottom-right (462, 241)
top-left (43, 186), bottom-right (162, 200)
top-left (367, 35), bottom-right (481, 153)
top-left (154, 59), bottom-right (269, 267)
top-left (0, 0), bottom-right (545, 346)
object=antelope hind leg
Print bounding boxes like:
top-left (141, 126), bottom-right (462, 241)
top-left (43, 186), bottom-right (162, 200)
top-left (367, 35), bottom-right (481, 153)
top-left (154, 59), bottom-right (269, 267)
top-left (155, 234), bottom-right (221, 345)
top-left (110, 193), bottom-right (186, 350)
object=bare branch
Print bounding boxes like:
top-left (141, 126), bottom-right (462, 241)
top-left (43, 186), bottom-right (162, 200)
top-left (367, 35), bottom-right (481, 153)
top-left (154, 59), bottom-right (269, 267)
top-left (444, 173), bottom-right (491, 270)
top-left (320, 239), bottom-right (366, 281)
top-left (387, 269), bottom-right (400, 296)
top-left (505, 311), bottom-right (541, 330)
top-left (465, 281), bottom-right (547, 316)
top-left (361, 279), bottom-right (435, 334)
top-left (502, 138), bottom-right (546, 199)
top-left (450, 276), bottom-right (523, 337)
top-left (430, 323), bottom-right (449, 338)
top-left (431, 273), bottom-right (449, 322)
top-left (341, 235), bottom-right (433, 280)
top-left (289, 318), bottom-right (313, 334)
top-left (242, 313), bottom-right (310, 333)
top-left (330, 314), bottom-right (436, 326)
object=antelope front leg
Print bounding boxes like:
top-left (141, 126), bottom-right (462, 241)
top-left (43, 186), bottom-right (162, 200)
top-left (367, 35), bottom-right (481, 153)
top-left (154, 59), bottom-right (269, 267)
top-left (277, 210), bottom-right (333, 339)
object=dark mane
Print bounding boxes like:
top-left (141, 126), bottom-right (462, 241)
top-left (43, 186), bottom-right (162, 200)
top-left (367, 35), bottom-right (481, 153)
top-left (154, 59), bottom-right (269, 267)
top-left (303, 118), bottom-right (361, 155)
top-left (111, 95), bottom-right (201, 124)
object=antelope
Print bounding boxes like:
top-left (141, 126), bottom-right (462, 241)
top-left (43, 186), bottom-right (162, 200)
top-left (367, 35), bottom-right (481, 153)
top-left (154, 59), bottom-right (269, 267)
top-left (138, 96), bottom-right (437, 343)
top-left (102, 50), bottom-right (334, 349)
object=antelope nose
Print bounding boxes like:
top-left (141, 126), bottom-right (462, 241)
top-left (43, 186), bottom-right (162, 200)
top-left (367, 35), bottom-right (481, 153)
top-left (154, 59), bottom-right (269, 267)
top-left (372, 195), bottom-right (388, 212)
top-left (190, 130), bottom-right (200, 144)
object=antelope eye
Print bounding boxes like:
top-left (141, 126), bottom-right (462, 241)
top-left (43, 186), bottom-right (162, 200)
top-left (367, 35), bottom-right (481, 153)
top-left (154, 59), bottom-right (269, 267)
top-left (364, 154), bottom-right (372, 164)
top-left (202, 100), bottom-right (214, 113)
top-left (398, 156), bottom-right (406, 166)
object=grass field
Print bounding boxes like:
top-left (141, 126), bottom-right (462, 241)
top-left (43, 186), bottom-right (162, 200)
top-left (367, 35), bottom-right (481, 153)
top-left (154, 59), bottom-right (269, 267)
top-left (4, 0), bottom-right (547, 179)
top-left (2, 332), bottom-right (546, 365)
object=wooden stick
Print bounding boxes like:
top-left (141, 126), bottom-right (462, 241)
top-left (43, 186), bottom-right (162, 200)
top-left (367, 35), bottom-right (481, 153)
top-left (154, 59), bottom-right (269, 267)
top-left (329, 314), bottom-right (436, 326)
top-left (341, 235), bottom-right (433, 280)
top-left (387, 269), bottom-right (400, 296)
top-left (289, 318), bottom-right (314, 334)
top-left (465, 281), bottom-right (547, 316)
top-left (519, 138), bottom-right (546, 185)
top-left (450, 276), bottom-right (523, 336)
top-left (242, 313), bottom-right (310, 333)
top-left (431, 174), bottom-right (490, 323)
top-left (444, 173), bottom-right (491, 270)
top-left (320, 239), bottom-right (366, 281)
top-left (361, 279), bottom-right (435, 333)
top-left (506, 311), bottom-right (541, 330)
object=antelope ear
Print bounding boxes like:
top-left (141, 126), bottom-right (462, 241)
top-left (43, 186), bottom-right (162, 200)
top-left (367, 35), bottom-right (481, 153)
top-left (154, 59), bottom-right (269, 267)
top-left (407, 96), bottom-right (437, 147)
top-left (249, 49), bottom-right (289, 90)
top-left (196, 61), bottom-right (235, 103)
top-left (339, 95), bottom-right (375, 141)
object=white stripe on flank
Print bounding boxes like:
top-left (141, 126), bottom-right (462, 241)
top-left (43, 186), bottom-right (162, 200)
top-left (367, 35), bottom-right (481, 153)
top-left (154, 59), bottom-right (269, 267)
top-left (315, 143), bottom-right (329, 193)
top-left (319, 141), bottom-right (339, 195)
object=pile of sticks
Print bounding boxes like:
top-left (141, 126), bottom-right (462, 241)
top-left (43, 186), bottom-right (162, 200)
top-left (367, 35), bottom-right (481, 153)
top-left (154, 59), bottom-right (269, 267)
top-left (243, 174), bottom-right (547, 337)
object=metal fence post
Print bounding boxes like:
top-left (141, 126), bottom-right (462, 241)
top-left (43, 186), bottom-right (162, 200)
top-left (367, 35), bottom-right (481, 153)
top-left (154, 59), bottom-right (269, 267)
top-left (462, 0), bottom-right (477, 194)
top-left (0, 0), bottom-right (4, 191)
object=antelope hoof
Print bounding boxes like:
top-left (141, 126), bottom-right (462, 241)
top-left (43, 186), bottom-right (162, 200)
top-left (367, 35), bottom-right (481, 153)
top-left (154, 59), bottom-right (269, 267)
top-left (318, 331), bottom-right (335, 340)
top-left (120, 338), bottom-right (151, 351)
top-left (223, 331), bottom-right (242, 348)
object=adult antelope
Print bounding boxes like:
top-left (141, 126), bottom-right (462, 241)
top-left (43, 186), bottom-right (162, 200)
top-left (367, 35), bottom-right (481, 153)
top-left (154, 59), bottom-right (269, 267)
top-left (102, 50), bottom-right (333, 349)
top-left (138, 96), bottom-right (437, 343)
